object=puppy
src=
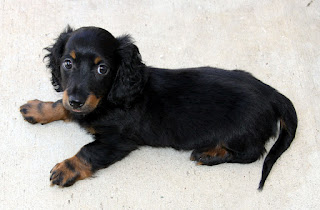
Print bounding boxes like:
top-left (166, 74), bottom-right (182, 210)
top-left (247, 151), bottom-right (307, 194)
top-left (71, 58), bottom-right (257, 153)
top-left (20, 26), bottom-right (297, 190)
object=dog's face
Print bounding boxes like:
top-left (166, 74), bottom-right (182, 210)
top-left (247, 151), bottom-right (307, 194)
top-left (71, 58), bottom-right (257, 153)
top-left (60, 27), bottom-right (119, 114)
top-left (45, 26), bottom-right (145, 114)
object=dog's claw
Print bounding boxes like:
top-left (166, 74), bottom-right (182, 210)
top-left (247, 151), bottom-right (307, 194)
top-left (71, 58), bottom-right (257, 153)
top-left (49, 157), bottom-right (92, 187)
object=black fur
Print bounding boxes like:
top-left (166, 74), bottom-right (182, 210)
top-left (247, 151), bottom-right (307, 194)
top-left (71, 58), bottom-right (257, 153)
top-left (44, 26), bottom-right (297, 189)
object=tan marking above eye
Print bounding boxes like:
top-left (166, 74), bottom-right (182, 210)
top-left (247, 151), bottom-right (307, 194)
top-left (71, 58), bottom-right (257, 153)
top-left (94, 56), bottom-right (102, 64)
top-left (70, 50), bottom-right (76, 59)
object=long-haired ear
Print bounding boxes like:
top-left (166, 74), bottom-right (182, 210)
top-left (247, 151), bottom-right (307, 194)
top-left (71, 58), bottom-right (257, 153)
top-left (44, 26), bottom-right (73, 92)
top-left (107, 35), bottom-right (145, 107)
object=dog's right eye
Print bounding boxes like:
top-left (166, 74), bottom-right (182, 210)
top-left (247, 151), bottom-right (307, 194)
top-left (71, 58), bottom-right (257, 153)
top-left (63, 59), bottom-right (73, 70)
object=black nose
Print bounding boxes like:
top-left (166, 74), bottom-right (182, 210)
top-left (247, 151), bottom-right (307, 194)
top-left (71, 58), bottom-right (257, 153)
top-left (69, 97), bottom-right (84, 109)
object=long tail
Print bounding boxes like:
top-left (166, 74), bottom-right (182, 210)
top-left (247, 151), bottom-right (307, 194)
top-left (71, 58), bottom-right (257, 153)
top-left (258, 92), bottom-right (298, 190)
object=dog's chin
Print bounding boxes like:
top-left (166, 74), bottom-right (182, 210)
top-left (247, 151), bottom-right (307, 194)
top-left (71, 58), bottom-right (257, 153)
top-left (69, 108), bottom-right (92, 115)
top-left (63, 104), bottom-right (96, 116)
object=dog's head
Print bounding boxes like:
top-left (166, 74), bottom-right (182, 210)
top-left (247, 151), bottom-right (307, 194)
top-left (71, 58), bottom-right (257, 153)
top-left (45, 26), bottom-right (144, 114)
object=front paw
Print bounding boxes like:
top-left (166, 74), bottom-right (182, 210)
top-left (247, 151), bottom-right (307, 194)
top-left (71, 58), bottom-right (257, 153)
top-left (20, 100), bottom-right (46, 124)
top-left (50, 156), bottom-right (92, 187)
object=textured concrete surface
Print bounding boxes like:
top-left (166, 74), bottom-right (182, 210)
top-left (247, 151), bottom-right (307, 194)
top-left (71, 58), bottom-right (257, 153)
top-left (1, 0), bottom-right (320, 209)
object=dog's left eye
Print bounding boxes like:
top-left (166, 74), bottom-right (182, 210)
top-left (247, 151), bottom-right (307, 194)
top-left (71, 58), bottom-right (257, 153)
top-left (97, 64), bottom-right (109, 75)
top-left (63, 59), bottom-right (73, 70)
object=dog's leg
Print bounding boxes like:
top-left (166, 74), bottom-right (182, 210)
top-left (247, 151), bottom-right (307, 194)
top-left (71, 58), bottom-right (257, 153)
top-left (191, 145), bottom-right (261, 165)
top-left (50, 139), bottom-right (137, 187)
top-left (190, 145), bottom-right (233, 165)
top-left (20, 99), bottom-right (70, 124)
top-left (50, 154), bottom-right (92, 187)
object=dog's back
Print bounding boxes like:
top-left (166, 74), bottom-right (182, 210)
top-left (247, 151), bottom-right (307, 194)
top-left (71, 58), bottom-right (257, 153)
top-left (138, 67), bottom-right (297, 190)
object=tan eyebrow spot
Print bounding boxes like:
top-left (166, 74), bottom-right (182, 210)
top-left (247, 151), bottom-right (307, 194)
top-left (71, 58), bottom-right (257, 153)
top-left (94, 56), bottom-right (102, 64)
top-left (70, 51), bottom-right (76, 59)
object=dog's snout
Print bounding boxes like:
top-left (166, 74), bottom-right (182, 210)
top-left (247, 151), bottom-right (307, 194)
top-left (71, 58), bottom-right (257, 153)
top-left (69, 96), bottom-right (84, 109)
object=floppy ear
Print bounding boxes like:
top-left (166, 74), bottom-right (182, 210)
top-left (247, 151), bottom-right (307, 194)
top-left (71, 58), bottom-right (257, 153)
top-left (107, 35), bottom-right (145, 107)
top-left (44, 26), bottom-right (73, 92)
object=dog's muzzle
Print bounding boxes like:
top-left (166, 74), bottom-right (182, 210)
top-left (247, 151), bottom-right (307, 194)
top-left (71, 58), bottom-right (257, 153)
top-left (62, 91), bottom-right (101, 114)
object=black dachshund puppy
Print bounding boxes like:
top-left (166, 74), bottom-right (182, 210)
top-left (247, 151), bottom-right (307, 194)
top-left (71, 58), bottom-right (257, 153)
top-left (20, 26), bottom-right (297, 190)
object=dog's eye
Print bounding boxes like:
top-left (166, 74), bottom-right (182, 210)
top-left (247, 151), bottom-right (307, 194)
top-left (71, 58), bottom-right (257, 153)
top-left (97, 64), bottom-right (109, 75)
top-left (63, 59), bottom-right (73, 70)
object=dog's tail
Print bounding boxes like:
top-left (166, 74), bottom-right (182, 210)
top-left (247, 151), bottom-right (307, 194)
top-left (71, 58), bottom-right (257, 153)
top-left (258, 92), bottom-right (297, 190)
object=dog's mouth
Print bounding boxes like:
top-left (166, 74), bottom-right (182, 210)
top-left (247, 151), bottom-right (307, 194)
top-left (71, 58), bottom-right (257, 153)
top-left (62, 91), bottom-right (101, 115)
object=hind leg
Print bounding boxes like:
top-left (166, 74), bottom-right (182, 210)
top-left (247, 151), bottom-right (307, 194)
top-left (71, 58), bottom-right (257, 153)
top-left (190, 145), bottom-right (262, 166)
top-left (190, 146), bottom-right (232, 165)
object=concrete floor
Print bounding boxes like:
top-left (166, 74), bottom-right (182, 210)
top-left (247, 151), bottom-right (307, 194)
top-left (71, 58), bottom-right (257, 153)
top-left (1, 0), bottom-right (320, 209)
